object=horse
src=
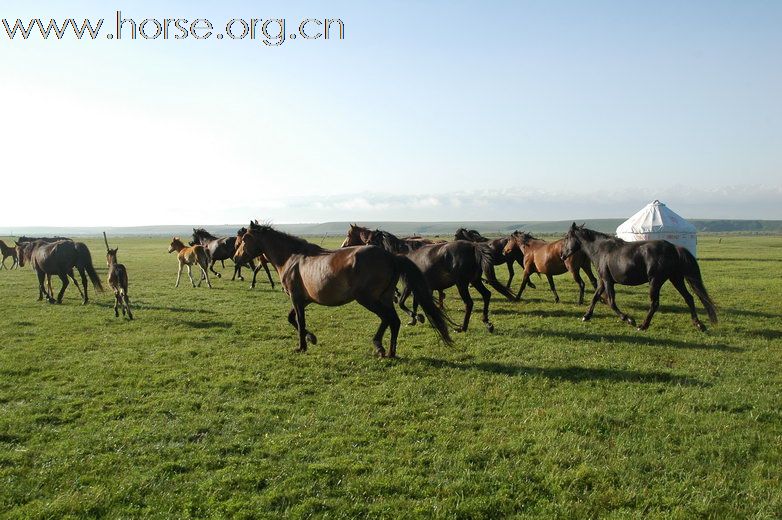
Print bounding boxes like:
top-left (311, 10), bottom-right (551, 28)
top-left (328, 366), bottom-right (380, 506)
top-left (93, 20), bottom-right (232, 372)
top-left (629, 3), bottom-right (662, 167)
top-left (504, 231), bottom-right (598, 304)
top-left (235, 227), bottom-right (276, 289)
top-left (234, 221), bottom-right (452, 357)
top-left (168, 238), bottom-right (212, 288)
top-left (26, 240), bottom-right (103, 304)
top-left (367, 230), bottom-right (516, 333)
top-left (0, 240), bottom-right (18, 269)
top-left (17, 235), bottom-right (70, 243)
top-left (453, 228), bottom-right (529, 291)
top-left (104, 233), bottom-right (133, 319)
top-left (560, 223), bottom-right (717, 331)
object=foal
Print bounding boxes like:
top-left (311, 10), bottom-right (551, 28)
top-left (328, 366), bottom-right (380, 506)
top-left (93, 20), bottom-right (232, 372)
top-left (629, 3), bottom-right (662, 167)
top-left (168, 238), bottom-right (212, 288)
top-left (0, 240), bottom-right (18, 269)
top-left (104, 233), bottom-right (133, 319)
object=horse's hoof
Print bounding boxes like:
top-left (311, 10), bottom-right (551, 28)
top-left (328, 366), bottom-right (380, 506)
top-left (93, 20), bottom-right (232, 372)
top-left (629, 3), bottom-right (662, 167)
top-left (454, 327), bottom-right (465, 333)
top-left (486, 323), bottom-right (495, 333)
top-left (306, 332), bottom-right (318, 345)
top-left (416, 314), bottom-right (425, 323)
top-left (407, 319), bottom-right (417, 326)
top-left (215, 273), bottom-right (222, 278)
top-left (626, 317), bottom-right (636, 326)
top-left (696, 322), bottom-right (707, 332)
top-left (637, 325), bottom-right (647, 332)
top-left (238, 276), bottom-right (244, 281)
top-left (581, 315), bottom-right (591, 322)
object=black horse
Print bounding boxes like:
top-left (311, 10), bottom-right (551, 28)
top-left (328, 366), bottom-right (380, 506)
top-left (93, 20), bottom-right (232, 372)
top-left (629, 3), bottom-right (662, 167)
top-left (560, 223), bottom-right (717, 331)
top-left (453, 228), bottom-right (532, 291)
top-left (369, 230), bottom-right (516, 333)
top-left (20, 240), bottom-right (103, 304)
top-left (190, 228), bottom-right (274, 288)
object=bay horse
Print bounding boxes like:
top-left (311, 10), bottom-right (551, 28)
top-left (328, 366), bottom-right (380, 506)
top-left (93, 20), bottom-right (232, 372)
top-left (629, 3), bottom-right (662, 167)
top-left (234, 221), bottom-right (452, 357)
top-left (26, 240), bottom-right (103, 304)
top-left (368, 230), bottom-right (516, 333)
top-left (168, 238), bottom-right (212, 288)
top-left (104, 233), bottom-right (133, 319)
top-left (504, 231), bottom-right (597, 304)
top-left (0, 240), bottom-right (18, 269)
top-left (235, 227), bottom-right (276, 289)
top-left (560, 223), bottom-right (717, 331)
top-left (454, 228), bottom-right (529, 290)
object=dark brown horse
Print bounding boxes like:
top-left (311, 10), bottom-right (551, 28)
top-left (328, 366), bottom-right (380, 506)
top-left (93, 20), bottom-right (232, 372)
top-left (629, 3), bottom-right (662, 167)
top-left (235, 227), bottom-right (276, 290)
top-left (0, 240), bottom-right (18, 269)
top-left (504, 231), bottom-right (597, 304)
top-left (234, 221), bottom-right (452, 357)
top-left (368, 230), bottom-right (515, 333)
top-left (24, 240), bottom-right (103, 304)
top-left (561, 223), bottom-right (717, 331)
top-left (453, 228), bottom-right (529, 291)
top-left (104, 233), bottom-right (133, 319)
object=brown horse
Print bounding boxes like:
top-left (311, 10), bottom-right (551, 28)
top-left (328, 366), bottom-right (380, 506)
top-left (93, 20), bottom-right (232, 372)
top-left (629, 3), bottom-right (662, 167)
top-left (235, 227), bottom-right (276, 289)
top-left (26, 240), bottom-right (103, 304)
top-left (341, 224), bottom-right (444, 249)
top-left (168, 238), bottom-right (212, 288)
top-left (368, 230), bottom-right (516, 333)
top-left (453, 228), bottom-right (530, 290)
top-left (234, 221), bottom-right (452, 357)
top-left (104, 233), bottom-right (133, 319)
top-left (0, 240), bottom-right (18, 269)
top-left (504, 231), bottom-right (598, 304)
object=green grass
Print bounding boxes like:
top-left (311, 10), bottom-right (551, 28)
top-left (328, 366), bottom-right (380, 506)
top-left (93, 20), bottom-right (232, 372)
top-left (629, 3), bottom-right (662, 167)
top-left (1, 235), bottom-right (781, 518)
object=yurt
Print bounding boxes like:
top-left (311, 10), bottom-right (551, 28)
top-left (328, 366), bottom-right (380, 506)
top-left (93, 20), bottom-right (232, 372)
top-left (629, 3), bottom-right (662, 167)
top-left (616, 200), bottom-right (698, 256)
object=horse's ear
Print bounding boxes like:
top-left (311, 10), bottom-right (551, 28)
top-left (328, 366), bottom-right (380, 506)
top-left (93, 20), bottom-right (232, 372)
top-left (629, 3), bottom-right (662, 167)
top-left (570, 222), bottom-right (577, 230)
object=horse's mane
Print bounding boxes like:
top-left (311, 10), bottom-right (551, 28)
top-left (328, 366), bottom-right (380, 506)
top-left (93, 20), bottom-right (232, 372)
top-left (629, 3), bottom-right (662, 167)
top-left (573, 225), bottom-right (618, 243)
top-left (511, 230), bottom-right (537, 244)
top-left (192, 228), bottom-right (219, 241)
top-left (249, 222), bottom-right (326, 255)
top-left (455, 228), bottom-right (488, 242)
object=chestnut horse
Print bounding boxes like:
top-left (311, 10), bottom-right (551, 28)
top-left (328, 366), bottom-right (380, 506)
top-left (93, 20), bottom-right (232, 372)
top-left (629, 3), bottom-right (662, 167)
top-left (453, 228), bottom-right (530, 290)
top-left (561, 223), bottom-right (717, 331)
top-left (504, 231), bottom-right (597, 304)
top-left (234, 221), bottom-right (452, 357)
top-left (0, 240), bottom-right (18, 269)
top-left (168, 238), bottom-right (212, 288)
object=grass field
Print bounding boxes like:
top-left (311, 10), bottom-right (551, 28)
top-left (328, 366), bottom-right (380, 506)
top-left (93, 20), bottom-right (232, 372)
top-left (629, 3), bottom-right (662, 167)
top-left (1, 235), bottom-right (781, 518)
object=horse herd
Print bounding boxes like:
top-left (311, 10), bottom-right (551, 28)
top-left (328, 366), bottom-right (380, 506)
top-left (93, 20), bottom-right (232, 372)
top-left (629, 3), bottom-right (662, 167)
top-left (2, 222), bottom-right (717, 358)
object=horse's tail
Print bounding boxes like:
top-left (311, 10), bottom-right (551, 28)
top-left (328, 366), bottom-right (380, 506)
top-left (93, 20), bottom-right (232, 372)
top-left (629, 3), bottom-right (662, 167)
top-left (476, 244), bottom-right (515, 301)
top-left (76, 243), bottom-right (104, 292)
top-left (678, 246), bottom-right (717, 324)
top-left (392, 255), bottom-right (453, 346)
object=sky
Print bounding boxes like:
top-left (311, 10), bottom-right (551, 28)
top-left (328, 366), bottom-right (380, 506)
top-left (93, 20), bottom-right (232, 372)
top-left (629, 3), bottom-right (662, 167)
top-left (1, 0), bottom-right (780, 225)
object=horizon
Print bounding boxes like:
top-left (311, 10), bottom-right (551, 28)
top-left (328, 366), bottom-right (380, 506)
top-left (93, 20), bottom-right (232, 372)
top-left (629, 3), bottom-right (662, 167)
top-left (2, 1), bottom-right (781, 225)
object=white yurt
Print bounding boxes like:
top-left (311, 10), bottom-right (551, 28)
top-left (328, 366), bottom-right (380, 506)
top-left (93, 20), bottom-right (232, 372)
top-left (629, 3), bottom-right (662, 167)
top-left (616, 200), bottom-right (698, 256)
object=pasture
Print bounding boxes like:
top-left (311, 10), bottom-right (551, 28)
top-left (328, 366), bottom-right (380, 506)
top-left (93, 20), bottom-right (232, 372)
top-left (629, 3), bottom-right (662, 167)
top-left (1, 235), bottom-right (780, 518)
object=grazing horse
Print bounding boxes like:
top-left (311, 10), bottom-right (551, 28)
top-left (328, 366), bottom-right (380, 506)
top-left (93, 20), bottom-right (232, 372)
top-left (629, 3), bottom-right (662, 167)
top-left (235, 227), bottom-right (276, 289)
top-left (104, 233), bottom-right (133, 319)
top-left (454, 228), bottom-right (529, 290)
top-left (560, 223), bottom-right (717, 331)
top-left (368, 230), bottom-right (516, 333)
top-left (234, 221), bottom-right (452, 357)
top-left (504, 231), bottom-right (598, 304)
top-left (0, 240), bottom-right (18, 269)
top-left (168, 238), bottom-right (212, 288)
top-left (27, 240), bottom-right (103, 304)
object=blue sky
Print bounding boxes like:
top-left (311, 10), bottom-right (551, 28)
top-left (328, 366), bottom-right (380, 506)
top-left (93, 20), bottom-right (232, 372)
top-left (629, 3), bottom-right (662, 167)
top-left (1, 1), bottom-right (780, 225)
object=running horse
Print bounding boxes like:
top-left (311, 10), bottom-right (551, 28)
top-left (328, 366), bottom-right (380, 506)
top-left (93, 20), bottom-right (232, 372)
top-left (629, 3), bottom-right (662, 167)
top-left (104, 232), bottom-right (133, 319)
top-left (235, 227), bottom-right (276, 289)
top-left (168, 237), bottom-right (212, 288)
top-left (454, 228), bottom-right (530, 291)
top-left (503, 231), bottom-right (597, 304)
top-left (0, 240), bottom-right (18, 269)
top-left (560, 223), bottom-right (717, 331)
top-left (368, 230), bottom-right (516, 333)
top-left (234, 221), bottom-right (452, 357)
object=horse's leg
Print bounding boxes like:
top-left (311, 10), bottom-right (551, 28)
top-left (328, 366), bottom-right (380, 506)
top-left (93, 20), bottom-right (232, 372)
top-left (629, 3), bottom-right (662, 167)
top-left (546, 274), bottom-right (560, 303)
top-left (187, 264), bottom-right (196, 287)
top-left (471, 279), bottom-right (494, 333)
top-left (287, 307), bottom-right (316, 344)
top-left (0, 256), bottom-right (5, 269)
top-left (583, 262), bottom-right (598, 290)
top-left (69, 270), bottom-right (86, 302)
top-left (455, 282), bottom-right (473, 332)
top-left (670, 276), bottom-right (706, 331)
top-left (203, 262), bottom-right (212, 288)
top-left (437, 290), bottom-right (445, 310)
top-left (570, 268), bottom-right (586, 305)
top-left (220, 260), bottom-right (225, 269)
top-left (175, 261), bottom-right (183, 287)
top-left (356, 297), bottom-right (392, 357)
top-left (515, 268), bottom-right (533, 301)
top-left (604, 280), bottom-right (635, 326)
top-left (638, 278), bottom-right (663, 331)
top-left (505, 259), bottom-right (514, 289)
top-left (36, 269), bottom-right (48, 301)
top-left (582, 280), bottom-right (605, 321)
top-left (293, 302), bottom-right (308, 352)
top-left (123, 287), bottom-right (133, 320)
top-left (209, 259), bottom-right (221, 278)
top-left (55, 272), bottom-right (69, 304)
top-left (397, 284), bottom-right (417, 325)
top-left (114, 290), bottom-right (121, 317)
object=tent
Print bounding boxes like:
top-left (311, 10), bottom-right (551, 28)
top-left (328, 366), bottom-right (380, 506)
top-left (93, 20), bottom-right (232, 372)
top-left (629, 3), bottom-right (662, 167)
top-left (616, 200), bottom-right (698, 256)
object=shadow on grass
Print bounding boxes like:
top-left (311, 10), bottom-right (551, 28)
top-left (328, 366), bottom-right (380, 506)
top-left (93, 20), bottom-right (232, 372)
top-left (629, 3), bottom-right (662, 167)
top-left (621, 302), bottom-right (782, 320)
top-left (91, 301), bottom-right (216, 315)
top-left (412, 357), bottom-right (709, 387)
top-left (699, 257), bottom-right (782, 263)
top-left (182, 321), bottom-right (233, 330)
top-left (545, 330), bottom-right (742, 352)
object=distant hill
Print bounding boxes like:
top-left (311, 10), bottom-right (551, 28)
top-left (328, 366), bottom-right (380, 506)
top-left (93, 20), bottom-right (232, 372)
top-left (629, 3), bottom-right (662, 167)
top-left (2, 219), bottom-right (781, 238)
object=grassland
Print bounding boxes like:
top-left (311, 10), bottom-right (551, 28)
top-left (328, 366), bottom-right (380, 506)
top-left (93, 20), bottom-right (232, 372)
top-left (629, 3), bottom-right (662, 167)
top-left (1, 235), bottom-right (781, 518)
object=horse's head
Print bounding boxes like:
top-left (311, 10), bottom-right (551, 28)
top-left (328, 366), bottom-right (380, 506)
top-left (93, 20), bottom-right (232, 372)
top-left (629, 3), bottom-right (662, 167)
top-left (106, 248), bottom-right (118, 266)
top-left (234, 228), bottom-right (259, 264)
top-left (168, 237), bottom-right (184, 253)
top-left (560, 223), bottom-right (583, 260)
top-left (341, 223), bottom-right (366, 248)
top-left (503, 232), bottom-right (521, 255)
top-left (14, 241), bottom-right (27, 267)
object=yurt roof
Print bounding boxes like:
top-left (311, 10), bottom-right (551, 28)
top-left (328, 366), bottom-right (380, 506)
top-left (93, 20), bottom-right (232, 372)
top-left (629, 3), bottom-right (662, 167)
top-left (616, 200), bottom-right (697, 234)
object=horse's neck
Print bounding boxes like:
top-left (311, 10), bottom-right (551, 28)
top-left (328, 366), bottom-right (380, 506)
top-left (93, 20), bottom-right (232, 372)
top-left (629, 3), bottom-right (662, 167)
top-left (577, 234), bottom-right (607, 259)
top-left (259, 234), bottom-right (307, 266)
